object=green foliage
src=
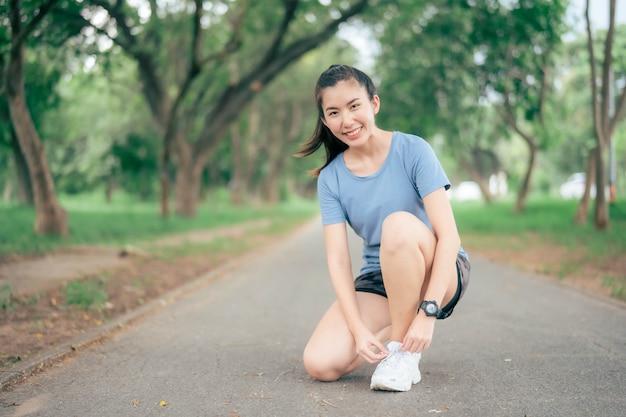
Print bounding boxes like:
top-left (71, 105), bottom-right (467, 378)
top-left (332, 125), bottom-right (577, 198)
top-left (369, 1), bottom-right (570, 190)
top-left (40, 54), bottom-right (155, 196)
top-left (111, 132), bottom-right (160, 199)
top-left (0, 191), bottom-right (318, 256)
top-left (0, 284), bottom-right (13, 312)
top-left (603, 275), bottom-right (626, 299)
top-left (62, 278), bottom-right (108, 310)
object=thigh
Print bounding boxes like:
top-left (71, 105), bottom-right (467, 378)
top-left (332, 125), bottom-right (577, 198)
top-left (304, 292), bottom-right (391, 371)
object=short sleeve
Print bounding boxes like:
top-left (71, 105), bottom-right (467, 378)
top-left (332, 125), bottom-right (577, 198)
top-left (317, 169), bottom-right (346, 225)
top-left (410, 138), bottom-right (450, 198)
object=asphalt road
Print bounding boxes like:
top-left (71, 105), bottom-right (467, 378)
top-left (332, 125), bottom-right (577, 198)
top-left (1, 219), bottom-right (625, 417)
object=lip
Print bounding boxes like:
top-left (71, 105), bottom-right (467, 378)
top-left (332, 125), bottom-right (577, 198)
top-left (344, 126), bottom-right (362, 138)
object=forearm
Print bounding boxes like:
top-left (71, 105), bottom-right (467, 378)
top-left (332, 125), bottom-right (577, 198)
top-left (328, 264), bottom-right (365, 335)
top-left (421, 236), bottom-right (460, 308)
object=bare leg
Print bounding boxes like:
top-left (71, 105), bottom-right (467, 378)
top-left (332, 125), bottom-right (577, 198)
top-left (380, 212), bottom-right (455, 342)
top-left (303, 292), bottom-right (391, 381)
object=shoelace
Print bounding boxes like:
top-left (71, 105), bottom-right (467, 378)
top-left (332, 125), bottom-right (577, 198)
top-left (378, 349), bottom-right (406, 370)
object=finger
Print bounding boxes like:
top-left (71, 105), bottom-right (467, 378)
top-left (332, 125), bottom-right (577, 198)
top-left (361, 349), bottom-right (384, 364)
top-left (370, 351), bottom-right (387, 363)
top-left (372, 341), bottom-right (387, 356)
top-left (401, 338), bottom-right (416, 353)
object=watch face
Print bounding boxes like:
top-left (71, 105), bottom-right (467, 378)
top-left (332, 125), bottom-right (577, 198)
top-left (425, 303), bottom-right (437, 314)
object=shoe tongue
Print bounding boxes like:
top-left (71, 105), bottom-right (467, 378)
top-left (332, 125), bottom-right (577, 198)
top-left (387, 341), bottom-right (402, 352)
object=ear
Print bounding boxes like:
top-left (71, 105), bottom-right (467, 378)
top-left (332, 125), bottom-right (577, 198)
top-left (372, 95), bottom-right (381, 115)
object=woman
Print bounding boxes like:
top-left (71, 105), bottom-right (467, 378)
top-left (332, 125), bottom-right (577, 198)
top-left (296, 64), bottom-right (470, 392)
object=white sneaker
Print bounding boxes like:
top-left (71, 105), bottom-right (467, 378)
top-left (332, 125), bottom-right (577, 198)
top-left (411, 351), bottom-right (422, 384)
top-left (370, 341), bottom-right (421, 391)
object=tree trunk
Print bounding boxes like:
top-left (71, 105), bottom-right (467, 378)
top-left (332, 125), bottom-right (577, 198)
top-left (2, 179), bottom-right (12, 203)
top-left (573, 147), bottom-right (597, 225)
top-left (229, 124), bottom-right (244, 206)
top-left (593, 143), bottom-right (609, 230)
top-left (5, 39), bottom-right (68, 235)
top-left (175, 166), bottom-right (201, 217)
top-left (159, 151), bottom-right (171, 217)
top-left (105, 179), bottom-right (115, 203)
top-left (11, 132), bottom-right (34, 205)
top-left (7, 95), bottom-right (68, 234)
top-left (514, 144), bottom-right (537, 213)
top-left (174, 141), bottom-right (201, 217)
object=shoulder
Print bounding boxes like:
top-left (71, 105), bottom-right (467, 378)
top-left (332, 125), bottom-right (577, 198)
top-left (319, 154), bottom-right (342, 180)
top-left (391, 131), bottom-right (438, 164)
top-left (393, 131), bottom-right (432, 151)
top-left (318, 154), bottom-right (344, 192)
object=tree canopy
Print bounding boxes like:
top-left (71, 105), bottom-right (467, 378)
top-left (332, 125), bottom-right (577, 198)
top-left (1, 0), bottom-right (624, 234)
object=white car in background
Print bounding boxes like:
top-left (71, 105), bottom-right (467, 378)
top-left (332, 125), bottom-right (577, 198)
top-left (452, 181), bottom-right (482, 201)
top-left (559, 173), bottom-right (599, 199)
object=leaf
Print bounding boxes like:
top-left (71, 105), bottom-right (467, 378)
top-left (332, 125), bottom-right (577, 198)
top-left (159, 400), bottom-right (167, 407)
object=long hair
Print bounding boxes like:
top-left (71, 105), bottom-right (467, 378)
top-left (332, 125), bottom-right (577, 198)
top-left (295, 64), bottom-right (378, 177)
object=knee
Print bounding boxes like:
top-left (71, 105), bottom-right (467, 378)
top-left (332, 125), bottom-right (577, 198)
top-left (381, 212), bottom-right (427, 251)
top-left (303, 347), bottom-right (342, 382)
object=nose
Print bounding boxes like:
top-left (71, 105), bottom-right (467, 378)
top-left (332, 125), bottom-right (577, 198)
top-left (341, 110), bottom-right (355, 127)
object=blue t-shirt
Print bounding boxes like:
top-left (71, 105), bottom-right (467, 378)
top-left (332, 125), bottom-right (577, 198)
top-left (318, 131), bottom-right (462, 275)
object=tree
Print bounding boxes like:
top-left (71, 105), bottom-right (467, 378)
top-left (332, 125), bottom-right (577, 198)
top-left (228, 46), bottom-right (349, 205)
top-left (83, 0), bottom-right (370, 217)
top-left (371, 1), bottom-right (566, 209)
top-left (1, 0), bottom-right (69, 234)
top-left (469, 0), bottom-right (567, 212)
top-left (583, 0), bottom-right (626, 230)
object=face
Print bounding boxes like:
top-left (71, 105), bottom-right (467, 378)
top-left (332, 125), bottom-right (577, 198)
top-left (320, 79), bottom-right (380, 147)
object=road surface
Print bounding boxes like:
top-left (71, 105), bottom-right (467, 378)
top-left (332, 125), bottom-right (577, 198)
top-left (1, 220), bottom-right (625, 416)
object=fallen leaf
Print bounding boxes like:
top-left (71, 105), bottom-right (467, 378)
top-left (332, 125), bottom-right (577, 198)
top-left (428, 406), bottom-right (450, 413)
top-left (159, 400), bottom-right (167, 407)
top-left (321, 399), bottom-right (338, 408)
top-left (35, 333), bottom-right (44, 339)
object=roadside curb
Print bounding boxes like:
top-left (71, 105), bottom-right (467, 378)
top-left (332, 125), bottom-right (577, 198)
top-left (0, 256), bottom-right (239, 392)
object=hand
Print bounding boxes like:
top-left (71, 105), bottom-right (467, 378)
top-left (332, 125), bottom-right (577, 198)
top-left (354, 326), bottom-right (388, 364)
top-left (401, 314), bottom-right (436, 353)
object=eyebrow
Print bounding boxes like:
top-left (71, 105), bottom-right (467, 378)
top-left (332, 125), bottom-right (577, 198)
top-left (324, 97), bottom-right (361, 113)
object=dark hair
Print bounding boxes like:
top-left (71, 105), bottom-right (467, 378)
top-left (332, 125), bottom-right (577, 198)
top-left (295, 64), bottom-right (378, 177)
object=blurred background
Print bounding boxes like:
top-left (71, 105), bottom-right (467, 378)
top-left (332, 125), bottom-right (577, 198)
top-left (1, 0), bottom-right (624, 252)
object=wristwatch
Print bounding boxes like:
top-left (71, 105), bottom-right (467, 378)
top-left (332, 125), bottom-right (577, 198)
top-left (420, 300), bottom-right (442, 318)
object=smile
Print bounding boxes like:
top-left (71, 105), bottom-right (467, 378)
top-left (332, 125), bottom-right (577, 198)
top-left (345, 127), bottom-right (362, 137)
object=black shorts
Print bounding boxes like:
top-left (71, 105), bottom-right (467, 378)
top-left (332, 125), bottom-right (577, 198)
top-left (354, 252), bottom-right (470, 320)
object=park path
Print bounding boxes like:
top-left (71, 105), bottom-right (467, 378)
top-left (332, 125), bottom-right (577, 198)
top-left (1, 219), bottom-right (625, 417)
top-left (0, 219), bottom-right (270, 297)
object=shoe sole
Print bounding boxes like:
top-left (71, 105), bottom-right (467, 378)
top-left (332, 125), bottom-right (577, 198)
top-left (370, 372), bottom-right (421, 392)
top-left (370, 379), bottom-right (412, 392)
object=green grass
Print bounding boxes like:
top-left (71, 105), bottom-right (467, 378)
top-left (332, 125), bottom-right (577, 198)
top-left (453, 197), bottom-right (626, 299)
top-left (62, 277), bottom-right (109, 310)
top-left (1, 284), bottom-right (13, 312)
top-left (453, 197), bottom-right (626, 258)
top-left (0, 192), bottom-right (319, 256)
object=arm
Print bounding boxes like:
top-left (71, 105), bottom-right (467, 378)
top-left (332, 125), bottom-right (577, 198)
top-left (421, 187), bottom-right (462, 309)
top-left (324, 223), bottom-right (388, 363)
top-left (402, 187), bottom-right (461, 352)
